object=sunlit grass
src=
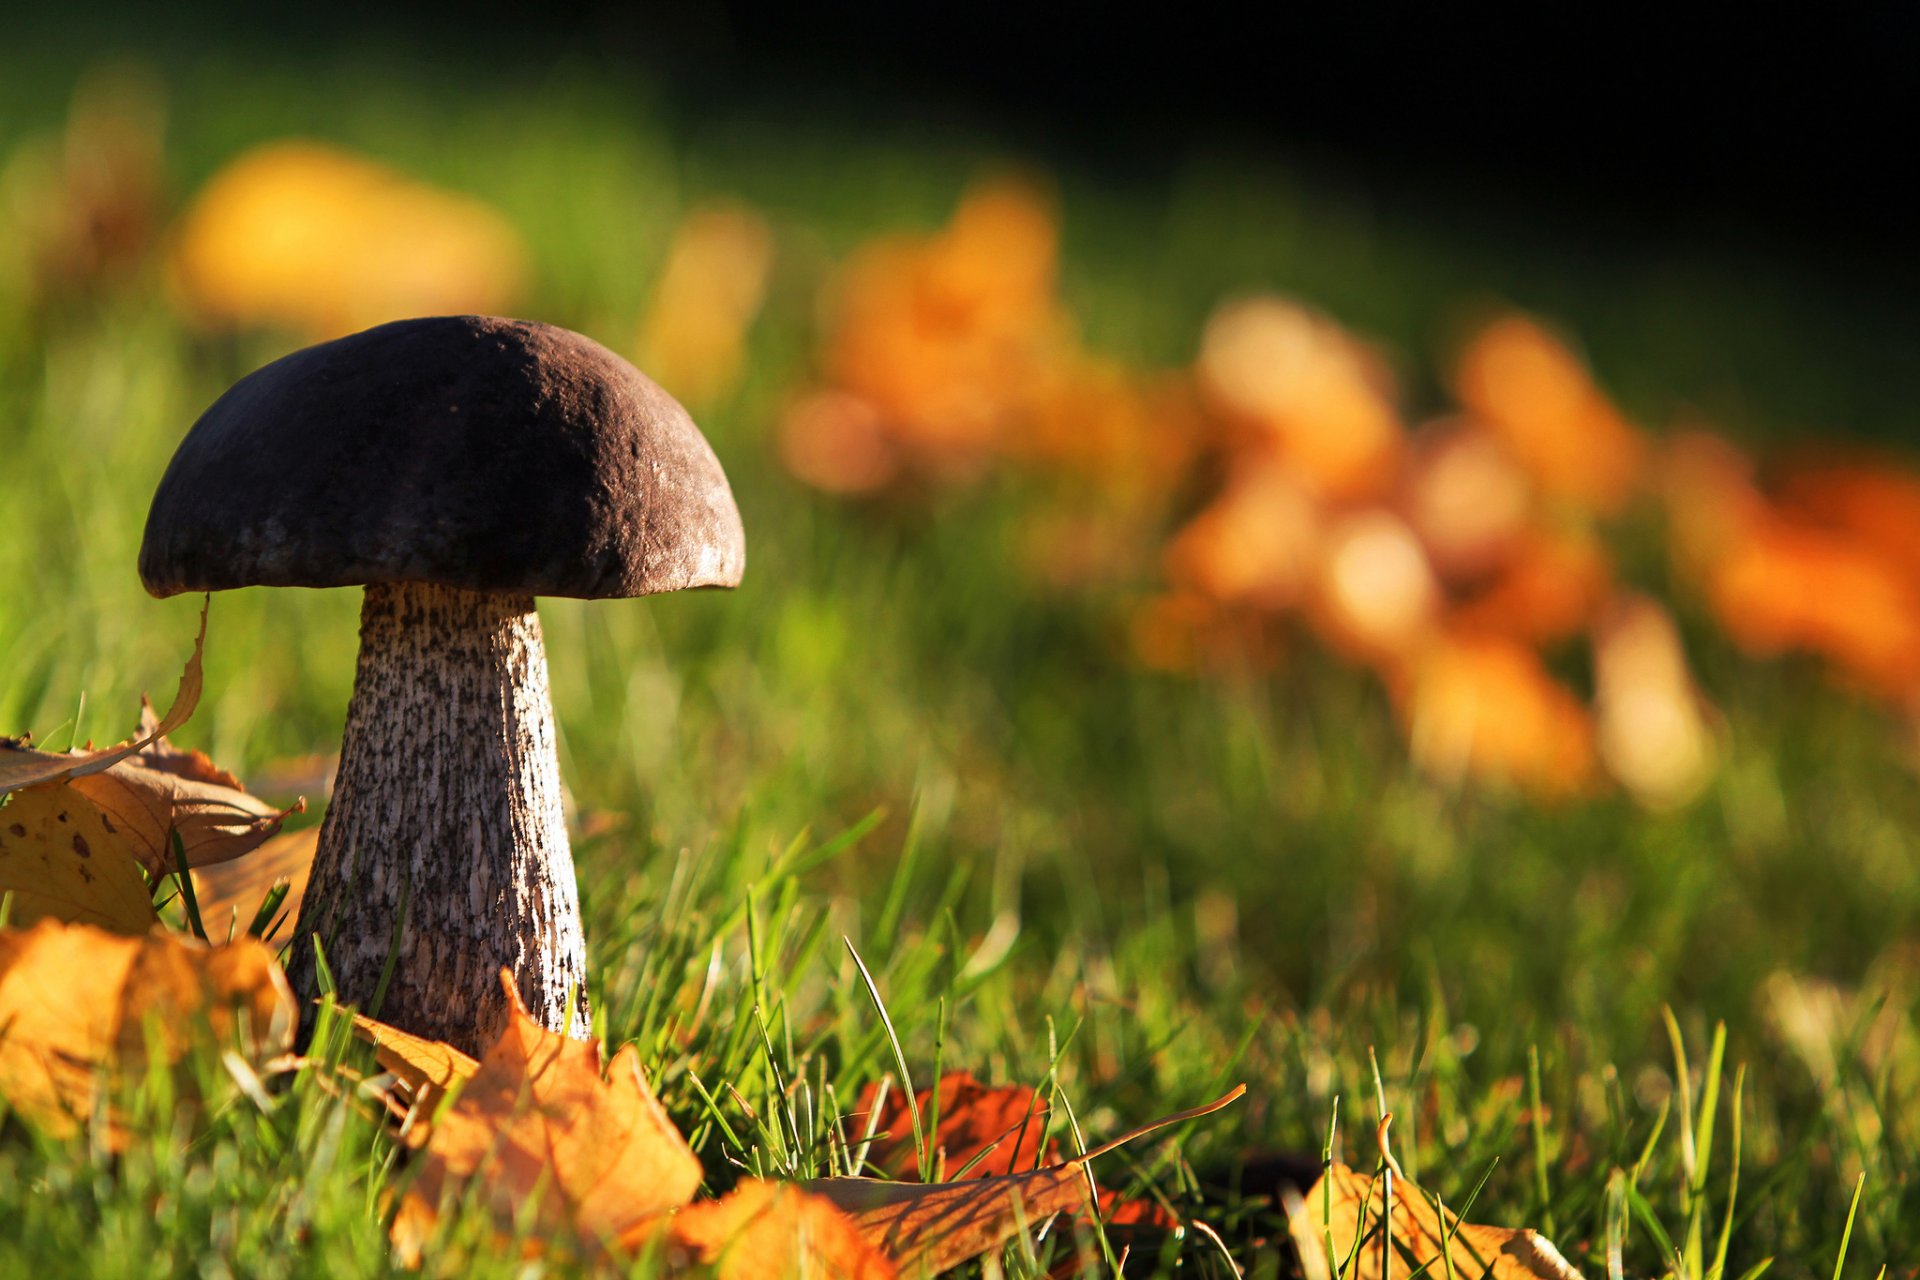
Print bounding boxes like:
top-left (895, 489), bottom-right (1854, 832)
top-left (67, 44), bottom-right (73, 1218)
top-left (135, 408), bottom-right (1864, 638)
top-left (3, 43), bottom-right (1919, 1276)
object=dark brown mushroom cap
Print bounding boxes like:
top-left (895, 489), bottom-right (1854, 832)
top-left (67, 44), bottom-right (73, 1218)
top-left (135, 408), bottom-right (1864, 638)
top-left (139, 316), bottom-right (746, 599)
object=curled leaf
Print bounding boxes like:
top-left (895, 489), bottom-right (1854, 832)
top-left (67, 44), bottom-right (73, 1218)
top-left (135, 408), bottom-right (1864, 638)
top-left (1289, 1161), bottom-right (1583, 1280)
top-left (350, 1009), bottom-right (478, 1113)
top-left (70, 739), bottom-right (301, 877)
top-left (0, 603), bottom-right (205, 796)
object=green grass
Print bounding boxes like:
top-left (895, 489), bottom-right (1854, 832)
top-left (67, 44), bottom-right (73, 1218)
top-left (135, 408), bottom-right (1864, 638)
top-left (4, 38), bottom-right (1920, 1277)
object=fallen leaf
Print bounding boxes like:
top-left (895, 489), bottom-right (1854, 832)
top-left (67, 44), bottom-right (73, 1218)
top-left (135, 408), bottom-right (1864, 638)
top-left (1398, 631), bottom-right (1596, 797)
top-left (397, 970), bottom-right (702, 1250)
top-left (67, 700), bottom-right (301, 877)
top-left (0, 918), bottom-right (294, 1142)
top-left (190, 827), bottom-right (316, 943)
top-left (808, 1165), bottom-right (1091, 1276)
top-left (1289, 1161), bottom-right (1583, 1280)
top-left (350, 1009), bottom-right (478, 1112)
top-left (0, 603), bottom-right (205, 795)
top-left (848, 1070), bottom-right (1051, 1180)
top-left (631, 1180), bottom-right (898, 1279)
top-left (1453, 312), bottom-right (1644, 516)
top-left (1196, 295), bottom-right (1404, 502)
top-left (811, 1085), bottom-right (1244, 1276)
top-left (0, 784), bottom-right (158, 933)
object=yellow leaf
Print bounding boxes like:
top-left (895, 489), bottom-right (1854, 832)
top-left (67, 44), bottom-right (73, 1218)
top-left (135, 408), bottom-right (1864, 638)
top-left (635, 202), bottom-right (775, 408)
top-left (350, 1010), bottom-right (478, 1113)
top-left (169, 141), bottom-right (527, 339)
top-left (0, 785), bottom-right (159, 933)
top-left (0, 603), bottom-right (205, 795)
top-left (0, 918), bottom-right (295, 1143)
top-left (191, 826), bottom-right (315, 943)
top-left (397, 970), bottom-right (703, 1250)
top-left (1289, 1162), bottom-right (1583, 1280)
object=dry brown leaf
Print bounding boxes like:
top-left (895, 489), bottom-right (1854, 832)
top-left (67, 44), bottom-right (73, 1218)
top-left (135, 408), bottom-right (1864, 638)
top-left (0, 604), bottom-right (205, 795)
top-left (810, 1085), bottom-right (1245, 1276)
top-left (0, 784), bottom-right (159, 933)
top-left (397, 970), bottom-right (703, 1250)
top-left (0, 918), bottom-right (294, 1142)
top-left (630, 1180), bottom-right (898, 1279)
top-left (190, 826), bottom-right (316, 943)
top-left (350, 1009), bottom-right (478, 1112)
top-left (808, 1165), bottom-right (1090, 1277)
top-left (1289, 1161), bottom-right (1583, 1280)
top-left (68, 709), bottom-right (301, 877)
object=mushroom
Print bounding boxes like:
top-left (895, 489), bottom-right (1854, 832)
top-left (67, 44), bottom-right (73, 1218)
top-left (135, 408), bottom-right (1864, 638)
top-left (139, 315), bottom-right (745, 1053)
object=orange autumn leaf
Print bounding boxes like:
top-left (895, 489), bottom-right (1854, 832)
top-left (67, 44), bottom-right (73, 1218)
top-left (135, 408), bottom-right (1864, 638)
top-left (0, 603), bottom-right (205, 795)
top-left (1013, 358), bottom-right (1201, 500)
top-left (1705, 515), bottom-right (1920, 699)
top-left (1777, 456), bottom-right (1920, 585)
top-left (1196, 296), bottom-right (1404, 502)
top-left (817, 178), bottom-right (1067, 474)
top-left (1400, 632), bottom-right (1596, 797)
top-left (1658, 428), bottom-right (1765, 575)
top-left (169, 141), bottom-right (526, 339)
top-left (809, 1166), bottom-right (1089, 1277)
top-left (0, 919), bottom-right (294, 1143)
top-left (813, 1085), bottom-right (1243, 1277)
top-left (1449, 524), bottom-right (1613, 648)
top-left (1402, 419), bottom-right (1533, 584)
top-left (1289, 1161), bottom-right (1581, 1280)
top-left (190, 826), bottom-right (316, 944)
top-left (630, 1180), bottom-right (897, 1280)
top-left (848, 1070), bottom-right (1051, 1181)
top-left (1163, 455), bottom-right (1323, 612)
top-left (0, 784), bottom-right (158, 934)
top-left (636, 202), bottom-right (776, 407)
top-left (779, 389), bottom-right (907, 496)
top-left (396, 970), bottom-right (702, 1250)
top-left (1454, 313), bottom-right (1644, 515)
top-left (350, 1008), bottom-right (479, 1114)
top-left (1308, 508), bottom-right (1442, 668)
top-left (1594, 595), bottom-right (1718, 809)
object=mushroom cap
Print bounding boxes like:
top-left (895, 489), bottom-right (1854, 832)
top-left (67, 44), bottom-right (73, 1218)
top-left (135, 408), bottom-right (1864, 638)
top-left (140, 316), bottom-right (746, 599)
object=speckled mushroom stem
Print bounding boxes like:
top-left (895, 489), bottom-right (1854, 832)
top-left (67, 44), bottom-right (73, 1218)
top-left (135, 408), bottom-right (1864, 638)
top-left (284, 581), bottom-right (590, 1055)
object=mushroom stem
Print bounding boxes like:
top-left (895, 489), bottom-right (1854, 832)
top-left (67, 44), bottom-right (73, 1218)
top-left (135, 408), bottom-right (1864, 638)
top-left (285, 581), bottom-right (589, 1054)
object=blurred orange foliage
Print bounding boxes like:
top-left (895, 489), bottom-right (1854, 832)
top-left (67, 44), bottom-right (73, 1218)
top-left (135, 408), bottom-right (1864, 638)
top-left (787, 178), bottom-right (1068, 486)
top-left (1197, 296), bottom-right (1404, 502)
top-left (1400, 632), bottom-right (1596, 797)
top-left (1454, 314), bottom-right (1646, 514)
top-left (635, 201), bottom-right (775, 407)
top-left (169, 141), bottom-right (527, 339)
top-left (0, 64), bottom-right (166, 307)
top-left (784, 180), bottom-right (1920, 803)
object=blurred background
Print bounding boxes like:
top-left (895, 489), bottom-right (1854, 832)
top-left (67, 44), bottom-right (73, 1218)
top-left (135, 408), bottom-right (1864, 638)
top-left (6, 3), bottom-right (1920, 1257)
